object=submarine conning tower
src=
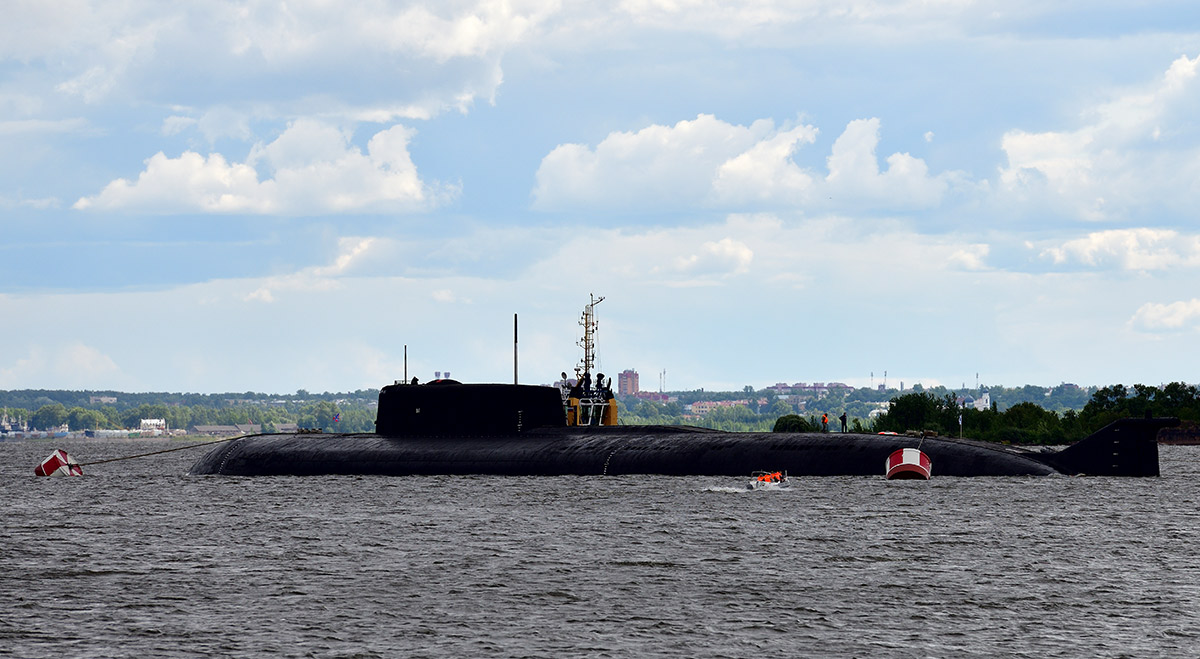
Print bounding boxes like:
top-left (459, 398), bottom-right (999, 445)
top-left (375, 380), bottom-right (567, 437)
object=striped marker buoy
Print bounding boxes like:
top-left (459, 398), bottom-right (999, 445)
top-left (885, 448), bottom-right (931, 480)
top-left (35, 449), bottom-right (83, 477)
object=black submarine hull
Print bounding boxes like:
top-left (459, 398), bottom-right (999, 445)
top-left (188, 417), bottom-right (1175, 477)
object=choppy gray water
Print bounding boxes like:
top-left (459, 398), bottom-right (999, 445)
top-left (3, 439), bottom-right (1199, 658)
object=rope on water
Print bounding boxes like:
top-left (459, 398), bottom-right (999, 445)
top-left (79, 434), bottom-right (258, 467)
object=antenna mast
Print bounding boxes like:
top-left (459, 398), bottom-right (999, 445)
top-left (576, 293), bottom-right (604, 377)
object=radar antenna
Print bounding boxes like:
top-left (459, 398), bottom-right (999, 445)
top-left (576, 293), bottom-right (604, 378)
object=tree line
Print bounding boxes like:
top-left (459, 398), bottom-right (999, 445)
top-left (7, 382), bottom-right (1194, 442)
top-left (774, 382), bottom-right (1200, 444)
top-left (0, 388), bottom-right (378, 411)
top-left (3, 400), bottom-right (377, 434)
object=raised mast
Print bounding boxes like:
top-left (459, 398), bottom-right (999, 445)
top-left (576, 293), bottom-right (604, 379)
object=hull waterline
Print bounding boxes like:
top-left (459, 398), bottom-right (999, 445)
top-left (189, 417), bottom-right (1175, 478)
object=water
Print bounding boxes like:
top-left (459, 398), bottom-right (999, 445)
top-left (3, 439), bottom-right (1199, 658)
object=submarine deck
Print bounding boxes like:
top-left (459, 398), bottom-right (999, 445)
top-left (189, 425), bottom-right (1074, 477)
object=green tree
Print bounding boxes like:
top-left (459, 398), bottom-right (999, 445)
top-left (121, 404), bottom-right (170, 429)
top-left (31, 403), bottom-right (68, 430)
top-left (991, 402), bottom-right (1062, 444)
top-left (767, 399), bottom-right (794, 418)
top-left (773, 414), bottom-right (814, 433)
top-left (67, 407), bottom-right (108, 431)
top-left (298, 401), bottom-right (341, 431)
top-left (100, 407), bottom-right (122, 428)
top-left (338, 408), bottom-right (376, 433)
top-left (874, 392), bottom-right (941, 433)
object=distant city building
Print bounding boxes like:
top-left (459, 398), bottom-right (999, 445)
top-left (956, 392), bottom-right (992, 411)
top-left (618, 370), bottom-right (639, 396)
top-left (191, 425), bottom-right (241, 436)
top-left (687, 399), bottom-right (767, 415)
top-left (688, 400), bottom-right (743, 415)
top-left (0, 411), bottom-right (27, 432)
top-left (90, 396), bottom-right (117, 405)
top-left (767, 382), bottom-right (855, 395)
top-left (140, 419), bottom-right (167, 431)
top-left (190, 424), bottom-right (263, 436)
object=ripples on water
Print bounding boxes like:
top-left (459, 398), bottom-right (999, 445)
top-left (3, 439), bottom-right (1199, 658)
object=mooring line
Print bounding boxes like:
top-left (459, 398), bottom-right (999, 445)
top-left (78, 434), bottom-right (255, 467)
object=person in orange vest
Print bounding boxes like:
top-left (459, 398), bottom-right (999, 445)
top-left (821, 413), bottom-right (829, 432)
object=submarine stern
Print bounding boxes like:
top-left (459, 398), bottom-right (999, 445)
top-left (1041, 416), bottom-right (1179, 477)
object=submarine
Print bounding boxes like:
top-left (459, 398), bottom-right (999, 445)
top-left (189, 298), bottom-right (1178, 478)
top-left (188, 381), bottom-right (1176, 477)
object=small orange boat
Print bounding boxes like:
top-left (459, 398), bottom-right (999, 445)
top-left (748, 470), bottom-right (790, 490)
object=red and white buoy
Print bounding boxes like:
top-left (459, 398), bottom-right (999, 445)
top-left (35, 449), bottom-right (83, 477)
top-left (885, 448), bottom-right (931, 480)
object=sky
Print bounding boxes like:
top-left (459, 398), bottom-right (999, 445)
top-left (3, 0), bottom-right (1200, 394)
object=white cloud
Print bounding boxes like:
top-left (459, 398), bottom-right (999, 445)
top-left (534, 114), bottom-right (770, 209)
top-left (0, 342), bottom-right (122, 389)
top-left (244, 237), bottom-right (378, 303)
top-left (60, 343), bottom-right (122, 379)
top-left (432, 289), bottom-right (469, 303)
top-left (0, 194), bottom-right (61, 210)
top-left (824, 118), bottom-right (950, 209)
top-left (712, 124), bottom-right (819, 205)
top-left (2, 1), bottom-right (557, 131)
top-left (1041, 228), bottom-right (1200, 271)
top-left (664, 237), bottom-right (754, 279)
top-left (999, 54), bottom-right (1200, 222)
top-left (0, 212), bottom-right (1190, 392)
top-left (948, 244), bottom-right (989, 271)
top-left (162, 107), bottom-right (253, 144)
top-left (520, 213), bottom-right (989, 292)
top-left (355, 1), bottom-right (552, 61)
top-left (161, 115), bottom-right (198, 136)
top-left (534, 114), bottom-right (957, 212)
top-left (1130, 299), bottom-right (1200, 332)
top-left (604, 0), bottom-right (994, 43)
top-left (0, 118), bottom-right (91, 136)
top-left (74, 120), bottom-right (455, 214)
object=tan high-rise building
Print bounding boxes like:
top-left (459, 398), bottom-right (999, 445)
top-left (618, 369), bottom-right (639, 396)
